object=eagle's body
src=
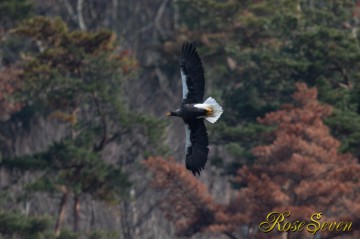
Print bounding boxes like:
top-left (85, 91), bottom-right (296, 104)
top-left (171, 103), bottom-right (207, 119)
top-left (166, 43), bottom-right (223, 175)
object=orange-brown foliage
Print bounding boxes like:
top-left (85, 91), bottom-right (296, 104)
top-left (235, 83), bottom-right (360, 238)
top-left (144, 83), bottom-right (360, 239)
top-left (143, 157), bottom-right (245, 237)
top-left (0, 66), bottom-right (22, 120)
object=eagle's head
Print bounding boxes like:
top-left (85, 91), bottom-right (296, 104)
top-left (165, 109), bottom-right (180, 117)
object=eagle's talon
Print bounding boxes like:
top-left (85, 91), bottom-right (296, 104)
top-left (205, 107), bottom-right (213, 116)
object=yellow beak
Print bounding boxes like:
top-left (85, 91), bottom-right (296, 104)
top-left (165, 112), bottom-right (171, 117)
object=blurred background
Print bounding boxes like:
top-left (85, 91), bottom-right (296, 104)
top-left (0, 0), bottom-right (360, 238)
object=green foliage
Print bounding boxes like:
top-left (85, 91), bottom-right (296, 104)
top-left (10, 17), bottom-right (158, 155)
top-left (14, 17), bottom-right (124, 112)
top-left (0, 0), bottom-right (32, 27)
top-left (177, 0), bottom-right (360, 173)
top-left (0, 154), bottom-right (47, 171)
top-left (54, 229), bottom-right (118, 239)
top-left (0, 211), bottom-right (52, 239)
top-left (57, 229), bottom-right (78, 239)
top-left (325, 108), bottom-right (360, 156)
top-left (88, 230), bottom-right (118, 239)
top-left (177, 0), bottom-right (239, 30)
top-left (2, 139), bottom-right (131, 201)
top-left (0, 16), bottom-right (164, 237)
top-left (133, 113), bottom-right (167, 155)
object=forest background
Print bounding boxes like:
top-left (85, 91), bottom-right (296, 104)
top-left (0, 0), bottom-right (360, 239)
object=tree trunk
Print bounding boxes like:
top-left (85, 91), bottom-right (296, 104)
top-left (77, 0), bottom-right (86, 30)
top-left (55, 186), bottom-right (69, 236)
top-left (120, 200), bottom-right (133, 239)
top-left (73, 194), bottom-right (80, 232)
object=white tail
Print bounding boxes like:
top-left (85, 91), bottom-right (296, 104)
top-left (194, 97), bottom-right (223, 123)
top-left (204, 97), bottom-right (223, 123)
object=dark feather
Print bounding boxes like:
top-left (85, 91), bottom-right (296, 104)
top-left (180, 43), bottom-right (205, 104)
top-left (184, 119), bottom-right (209, 175)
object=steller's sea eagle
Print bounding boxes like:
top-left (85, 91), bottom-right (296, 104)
top-left (166, 43), bottom-right (223, 176)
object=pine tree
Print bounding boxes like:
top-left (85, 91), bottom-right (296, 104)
top-left (171, 0), bottom-right (360, 174)
top-left (230, 83), bottom-right (360, 238)
top-left (0, 66), bottom-right (22, 121)
top-left (0, 16), bottom-right (163, 237)
top-left (0, 0), bottom-right (32, 124)
top-left (143, 156), bottom-right (243, 239)
top-left (0, 0), bottom-right (32, 29)
top-left (145, 83), bottom-right (360, 239)
top-left (0, 66), bottom-right (22, 157)
top-left (0, 211), bottom-right (53, 239)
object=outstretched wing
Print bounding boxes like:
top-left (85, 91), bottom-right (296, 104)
top-left (180, 43), bottom-right (205, 104)
top-left (184, 119), bottom-right (209, 175)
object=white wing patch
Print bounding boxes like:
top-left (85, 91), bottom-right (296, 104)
top-left (181, 70), bottom-right (189, 99)
top-left (185, 124), bottom-right (191, 153)
top-left (193, 103), bottom-right (209, 109)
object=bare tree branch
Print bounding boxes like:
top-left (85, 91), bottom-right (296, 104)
top-left (223, 231), bottom-right (238, 239)
top-left (92, 91), bottom-right (107, 152)
top-left (77, 0), bottom-right (87, 31)
top-left (54, 186), bottom-right (69, 236)
top-left (112, 0), bottom-right (118, 21)
top-left (172, 0), bottom-right (180, 30)
top-left (154, 0), bottom-right (170, 39)
top-left (333, 59), bottom-right (353, 89)
top-left (155, 67), bottom-right (173, 100)
top-left (133, 201), bottom-right (162, 228)
top-left (58, 0), bottom-right (78, 24)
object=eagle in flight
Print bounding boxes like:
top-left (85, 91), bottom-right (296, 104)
top-left (166, 43), bottom-right (223, 175)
